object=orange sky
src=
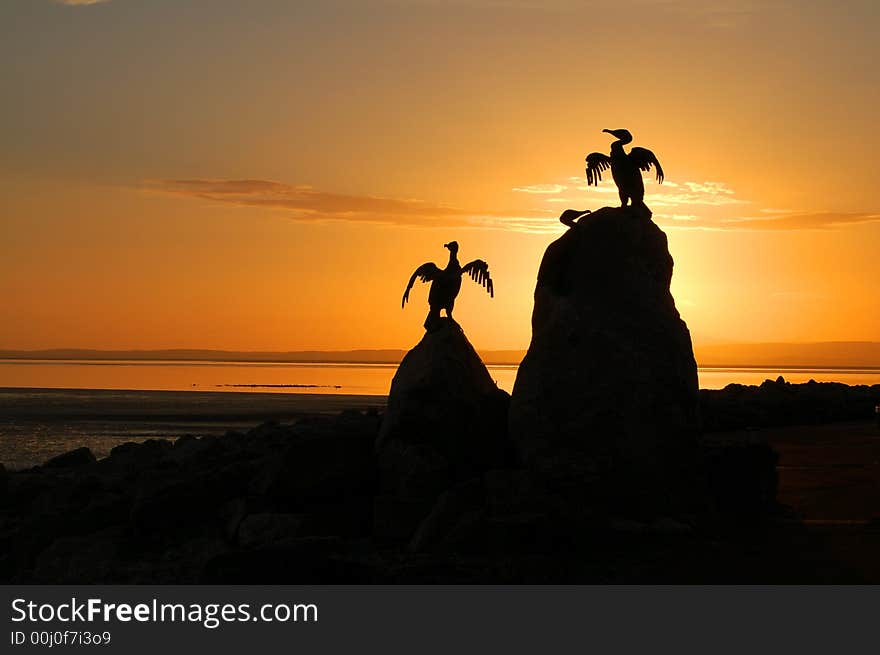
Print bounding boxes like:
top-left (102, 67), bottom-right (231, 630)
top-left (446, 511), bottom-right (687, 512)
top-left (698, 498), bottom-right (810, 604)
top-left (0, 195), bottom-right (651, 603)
top-left (2, 0), bottom-right (879, 353)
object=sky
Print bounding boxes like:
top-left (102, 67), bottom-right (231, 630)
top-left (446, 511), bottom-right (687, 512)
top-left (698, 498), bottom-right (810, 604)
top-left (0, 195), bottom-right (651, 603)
top-left (2, 0), bottom-right (879, 353)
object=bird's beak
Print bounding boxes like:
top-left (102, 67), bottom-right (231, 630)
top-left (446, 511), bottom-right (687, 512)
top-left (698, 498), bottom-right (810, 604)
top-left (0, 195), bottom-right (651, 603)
top-left (602, 129), bottom-right (612, 134)
top-left (443, 242), bottom-right (450, 249)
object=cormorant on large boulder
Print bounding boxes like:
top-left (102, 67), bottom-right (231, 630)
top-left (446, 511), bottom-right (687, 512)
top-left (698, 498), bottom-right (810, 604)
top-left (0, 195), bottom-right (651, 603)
top-left (585, 128), bottom-right (664, 211)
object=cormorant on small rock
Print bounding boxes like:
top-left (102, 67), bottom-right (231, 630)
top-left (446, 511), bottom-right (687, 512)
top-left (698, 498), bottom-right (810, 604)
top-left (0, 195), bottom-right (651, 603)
top-left (585, 129), bottom-right (664, 212)
top-left (401, 241), bottom-right (494, 331)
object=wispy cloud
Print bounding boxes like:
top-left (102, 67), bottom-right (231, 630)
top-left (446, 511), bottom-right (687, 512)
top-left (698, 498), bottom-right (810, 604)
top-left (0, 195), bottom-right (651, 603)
top-left (511, 183), bottom-right (567, 194)
top-left (55, 0), bottom-right (111, 5)
top-left (563, 176), bottom-right (748, 207)
top-left (760, 207), bottom-right (805, 215)
top-left (145, 178), bottom-right (561, 233)
top-left (721, 212), bottom-right (880, 230)
top-left (149, 179), bottom-right (472, 226)
top-left (646, 179), bottom-right (750, 208)
top-left (147, 178), bottom-right (880, 234)
top-left (654, 213), bottom-right (698, 222)
top-left (515, 173), bottom-right (880, 231)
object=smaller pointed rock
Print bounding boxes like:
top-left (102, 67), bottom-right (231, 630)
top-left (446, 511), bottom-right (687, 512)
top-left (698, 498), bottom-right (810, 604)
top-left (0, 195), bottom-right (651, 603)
top-left (377, 318), bottom-right (511, 499)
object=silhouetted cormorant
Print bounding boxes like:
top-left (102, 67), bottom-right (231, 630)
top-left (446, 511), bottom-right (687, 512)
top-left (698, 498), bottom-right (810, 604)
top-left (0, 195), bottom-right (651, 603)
top-left (401, 241), bottom-right (494, 330)
top-left (585, 129), bottom-right (664, 210)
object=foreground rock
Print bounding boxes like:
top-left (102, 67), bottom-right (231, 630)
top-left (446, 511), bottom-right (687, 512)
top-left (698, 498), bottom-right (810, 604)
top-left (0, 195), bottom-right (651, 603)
top-left (509, 207), bottom-right (703, 515)
top-left (2, 386), bottom-right (878, 582)
top-left (0, 412), bottom-right (380, 583)
top-left (45, 447), bottom-right (97, 469)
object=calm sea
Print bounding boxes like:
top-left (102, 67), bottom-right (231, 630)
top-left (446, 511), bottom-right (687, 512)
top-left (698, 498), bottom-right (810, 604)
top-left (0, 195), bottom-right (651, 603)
top-left (4, 359), bottom-right (880, 395)
top-left (1, 359), bottom-right (879, 468)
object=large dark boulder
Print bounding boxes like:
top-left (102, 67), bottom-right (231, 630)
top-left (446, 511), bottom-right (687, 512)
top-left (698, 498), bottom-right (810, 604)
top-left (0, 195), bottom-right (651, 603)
top-left (45, 447), bottom-right (96, 469)
top-left (250, 429), bottom-right (377, 507)
top-left (705, 440), bottom-right (779, 522)
top-left (509, 207), bottom-right (703, 514)
top-left (200, 536), bottom-right (353, 584)
top-left (377, 319), bottom-right (511, 500)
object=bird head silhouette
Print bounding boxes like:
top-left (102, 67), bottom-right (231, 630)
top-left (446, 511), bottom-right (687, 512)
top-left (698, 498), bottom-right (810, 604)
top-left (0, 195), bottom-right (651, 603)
top-left (443, 241), bottom-right (459, 254)
top-left (603, 128), bottom-right (633, 143)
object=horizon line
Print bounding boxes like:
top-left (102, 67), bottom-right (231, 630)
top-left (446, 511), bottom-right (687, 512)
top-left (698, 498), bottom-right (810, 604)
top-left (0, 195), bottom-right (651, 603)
top-left (3, 342), bottom-right (880, 369)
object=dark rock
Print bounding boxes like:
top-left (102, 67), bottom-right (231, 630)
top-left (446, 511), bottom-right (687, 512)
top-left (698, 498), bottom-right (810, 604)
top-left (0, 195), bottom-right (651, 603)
top-left (409, 478), bottom-right (485, 552)
top-left (238, 513), bottom-right (305, 548)
top-left (480, 512), bottom-right (558, 552)
top-left (4, 469), bottom-right (53, 510)
top-left (200, 536), bottom-right (347, 583)
top-left (95, 440), bottom-right (175, 485)
top-left (219, 497), bottom-right (248, 542)
top-left (706, 441), bottom-right (779, 521)
top-left (700, 381), bottom-right (880, 432)
top-left (509, 207), bottom-right (703, 514)
top-left (154, 537), bottom-right (229, 584)
top-left (377, 318), bottom-right (511, 497)
top-left (251, 430), bottom-right (376, 507)
top-left (373, 494), bottom-right (435, 541)
top-left (409, 472), bottom-right (575, 555)
top-left (167, 435), bottom-right (222, 466)
top-left (375, 440), bottom-right (450, 499)
top-left (110, 439), bottom-right (171, 459)
top-left (45, 447), bottom-right (97, 469)
top-left (32, 529), bottom-right (120, 584)
top-left (130, 459), bottom-right (256, 535)
top-left (77, 490), bottom-right (130, 535)
top-left (649, 517), bottom-right (694, 535)
top-left (439, 509), bottom-right (489, 553)
top-left (302, 496), bottom-right (374, 537)
top-left (129, 479), bottom-right (208, 534)
top-left (482, 468), bottom-right (565, 517)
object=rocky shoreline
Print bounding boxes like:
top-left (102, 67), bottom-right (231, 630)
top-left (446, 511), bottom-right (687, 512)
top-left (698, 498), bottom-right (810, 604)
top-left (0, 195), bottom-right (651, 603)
top-left (0, 379), bottom-right (877, 583)
top-left (701, 376), bottom-right (880, 432)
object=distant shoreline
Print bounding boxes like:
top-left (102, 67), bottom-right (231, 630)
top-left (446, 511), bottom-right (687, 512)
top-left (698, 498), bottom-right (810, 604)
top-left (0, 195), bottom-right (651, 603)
top-left (3, 341), bottom-right (880, 368)
top-left (1, 356), bottom-right (880, 371)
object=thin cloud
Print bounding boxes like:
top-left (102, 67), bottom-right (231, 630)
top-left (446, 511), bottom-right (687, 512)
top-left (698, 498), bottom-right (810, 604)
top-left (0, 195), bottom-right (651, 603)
top-left (760, 207), bottom-right (805, 215)
top-left (546, 176), bottom-right (750, 207)
top-left (646, 180), bottom-right (750, 207)
top-left (145, 178), bottom-right (560, 233)
top-left (55, 0), bottom-right (111, 5)
top-left (721, 212), bottom-right (880, 231)
top-left (654, 213), bottom-right (698, 222)
top-left (512, 184), bottom-right (567, 194)
top-left (518, 174), bottom-right (880, 231)
top-left (148, 178), bottom-right (880, 234)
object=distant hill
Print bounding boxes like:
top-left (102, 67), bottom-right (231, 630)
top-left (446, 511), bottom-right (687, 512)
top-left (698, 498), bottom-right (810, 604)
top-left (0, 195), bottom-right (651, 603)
top-left (0, 348), bottom-right (525, 365)
top-left (693, 341), bottom-right (880, 369)
top-left (2, 342), bottom-right (879, 368)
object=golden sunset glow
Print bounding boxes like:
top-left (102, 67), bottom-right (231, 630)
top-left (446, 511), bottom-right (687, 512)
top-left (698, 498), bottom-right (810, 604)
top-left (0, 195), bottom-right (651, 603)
top-left (2, 1), bottom-right (879, 355)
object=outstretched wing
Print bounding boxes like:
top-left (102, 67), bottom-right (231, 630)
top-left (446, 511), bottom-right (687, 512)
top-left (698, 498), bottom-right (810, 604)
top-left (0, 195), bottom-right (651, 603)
top-left (461, 260), bottom-right (494, 298)
top-left (402, 262), bottom-right (440, 308)
top-left (585, 152), bottom-right (612, 186)
top-left (628, 147), bottom-right (664, 183)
